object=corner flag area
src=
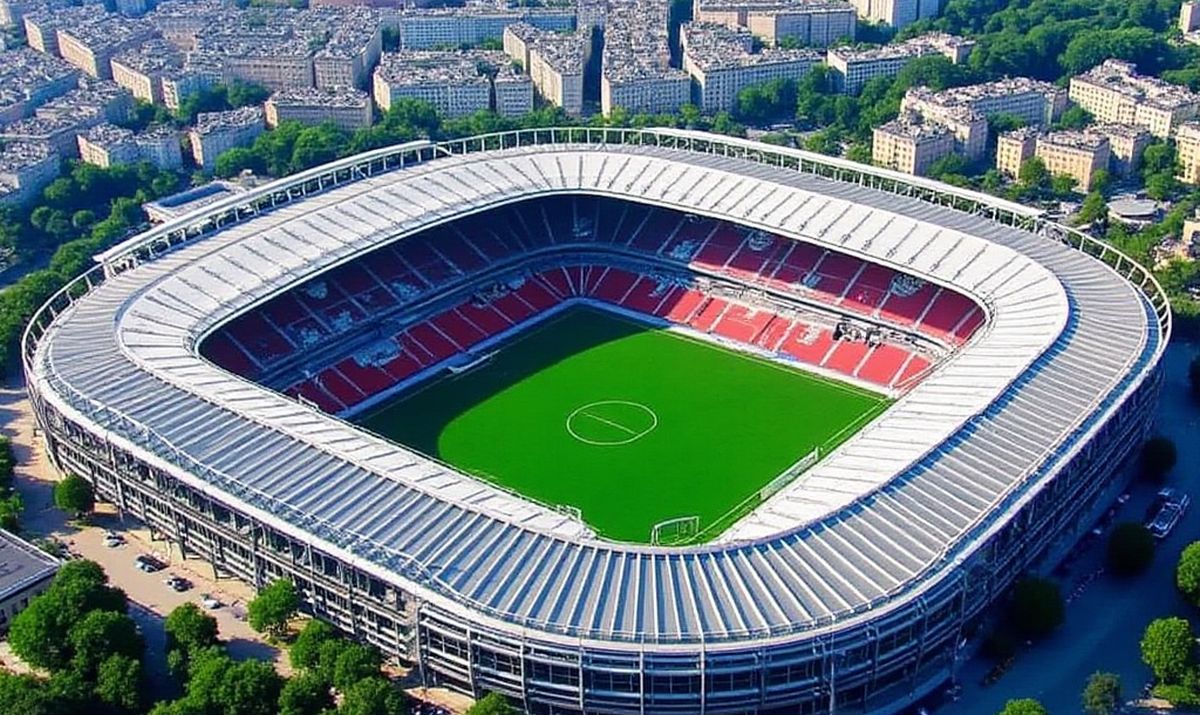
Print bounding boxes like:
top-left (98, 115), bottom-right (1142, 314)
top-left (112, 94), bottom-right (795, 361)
top-left (359, 307), bottom-right (889, 543)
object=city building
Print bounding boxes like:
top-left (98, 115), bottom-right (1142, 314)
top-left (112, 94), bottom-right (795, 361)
top-left (901, 78), bottom-right (1066, 159)
top-left (997, 127), bottom-right (1111, 191)
top-left (1, 77), bottom-right (134, 157)
top-left (0, 529), bottom-right (59, 632)
top-left (189, 106), bottom-right (265, 167)
top-left (312, 9), bottom-right (383, 90)
top-left (0, 48), bottom-right (80, 124)
top-left (1175, 122), bottom-right (1200, 185)
top-left (23, 5), bottom-right (95, 56)
top-left (1182, 1), bottom-right (1200, 36)
top-left (373, 51), bottom-right (529, 118)
top-left (872, 114), bottom-right (954, 175)
top-left (1091, 123), bottom-right (1151, 178)
top-left (395, 7), bottom-right (575, 49)
top-left (825, 32), bottom-right (973, 94)
top-left (265, 87), bottom-right (374, 131)
top-left (847, 0), bottom-right (937, 29)
top-left (601, 0), bottom-right (691, 115)
top-left (504, 23), bottom-right (589, 116)
top-left (0, 141), bottom-right (59, 206)
top-left (56, 15), bottom-right (158, 79)
top-left (1068, 60), bottom-right (1200, 138)
top-left (681, 23), bottom-right (819, 113)
top-left (995, 126), bottom-right (1037, 178)
top-left (110, 38), bottom-right (187, 105)
top-left (78, 122), bottom-right (183, 170)
top-left (694, 0), bottom-right (856, 47)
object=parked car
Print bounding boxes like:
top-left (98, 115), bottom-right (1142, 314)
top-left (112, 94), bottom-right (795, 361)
top-left (103, 533), bottom-right (125, 548)
top-left (134, 554), bottom-right (166, 572)
top-left (1146, 490), bottom-right (1190, 540)
top-left (199, 593), bottom-right (221, 610)
top-left (164, 575), bottom-right (192, 592)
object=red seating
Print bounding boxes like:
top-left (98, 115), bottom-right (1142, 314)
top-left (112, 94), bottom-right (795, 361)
top-left (491, 293), bottom-right (536, 324)
top-left (692, 226), bottom-right (741, 270)
top-left (590, 268), bottom-right (639, 304)
top-left (690, 298), bottom-right (728, 333)
top-left (713, 305), bottom-right (773, 344)
top-left (894, 354), bottom-right (932, 386)
top-left (201, 333), bottom-right (257, 376)
top-left (289, 380), bottom-right (344, 413)
top-left (536, 268), bottom-right (575, 299)
top-left (335, 356), bottom-right (394, 396)
top-left (627, 212), bottom-right (682, 252)
top-left (456, 303), bottom-right (510, 336)
top-left (822, 340), bottom-right (871, 374)
top-left (856, 344), bottom-right (911, 387)
top-left (515, 280), bottom-right (559, 311)
top-left (316, 368), bottom-right (364, 407)
top-left (409, 323), bottom-right (460, 361)
top-left (619, 277), bottom-right (671, 314)
top-left (664, 289), bottom-right (706, 323)
top-left (431, 310), bottom-right (487, 349)
top-left (878, 280), bottom-right (937, 326)
top-left (779, 323), bottom-right (834, 364)
top-left (920, 290), bottom-right (978, 342)
top-left (755, 316), bottom-right (791, 352)
top-left (225, 311), bottom-right (293, 362)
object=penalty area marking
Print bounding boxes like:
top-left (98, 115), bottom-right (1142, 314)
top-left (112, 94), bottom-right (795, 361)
top-left (566, 400), bottom-right (658, 446)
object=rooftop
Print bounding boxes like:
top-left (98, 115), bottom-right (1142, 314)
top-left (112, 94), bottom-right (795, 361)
top-left (268, 86), bottom-right (371, 109)
top-left (193, 105), bottom-right (264, 136)
top-left (1073, 59), bottom-right (1200, 111)
top-left (683, 22), bottom-right (819, 72)
top-left (0, 528), bottom-right (58, 600)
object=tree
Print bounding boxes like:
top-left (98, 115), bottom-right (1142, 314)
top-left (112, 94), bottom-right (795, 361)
top-left (1056, 105), bottom-right (1093, 130)
top-left (1146, 172), bottom-right (1177, 201)
top-left (68, 609), bottom-right (143, 678)
top-left (53, 474), bottom-right (94, 518)
top-left (96, 654), bottom-right (144, 712)
top-left (8, 560), bottom-right (126, 671)
top-left (1082, 671), bottom-right (1121, 715)
top-left (165, 603), bottom-right (219, 678)
top-left (1018, 157), bottom-right (1050, 193)
top-left (1008, 577), bottom-right (1065, 639)
top-left (1179, 542), bottom-right (1200, 607)
top-left (1141, 617), bottom-right (1195, 684)
top-left (333, 643), bottom-right (383, 691)
top-left (998, 699), bottom-right (1048, 715)
top-left (290, 619), bottom-right (338, 672)
top-left (1106, 522), bottom-right (1155, 576)
top-left (1190, 355), bottom-right (1200, 401)
top-left (1076, 191), bottom-right (1107, 226)
top-left (0, 671), bottom-right (56, 715)
top-left (340, 677), bottom-right (406, 715)
top-left (1141, 436), bottom-right (1178, 482)
top-left (466, 692), bottom-right (519, 715)
top-left (247, 578), bottom-right (299, 637)
top-left (278, 673), bottom-right (332, 715)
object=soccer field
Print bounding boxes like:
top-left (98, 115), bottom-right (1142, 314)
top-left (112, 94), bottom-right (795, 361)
top-left (359, 306), bottom-right (889, 543)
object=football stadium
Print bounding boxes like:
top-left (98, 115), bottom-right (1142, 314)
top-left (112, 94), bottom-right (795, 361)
top-left (24, 129), bottom-right (1169, 714)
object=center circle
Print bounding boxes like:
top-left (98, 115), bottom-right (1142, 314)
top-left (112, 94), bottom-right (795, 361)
top-left (565, 400), bottom-right (658, 446)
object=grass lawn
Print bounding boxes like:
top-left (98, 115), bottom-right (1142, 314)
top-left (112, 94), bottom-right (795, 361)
top-left (359, 306), bottom-right (888, 543)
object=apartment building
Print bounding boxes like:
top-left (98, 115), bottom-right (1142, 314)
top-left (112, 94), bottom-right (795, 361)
top-left (825, 32), bottom-right (973, 94)
top-left (373, 51), bottom-right (528, 118)
top-left (1176, 122), bottom-right (1200, 185)
top-left (77, 122), bottom-right (139, 166)
top-left (110, 39), bottom-right (187, 105)
top-left (872, 115), bottom-right (954, 175)
top-left (0, 530), bottom-right (59, 631)
top-left (313, 12), bottom-right (383, 90)
top-left (1091, 123), bottom-right (1151, 178)
top-left (56, 16), bottom-right (159, 79)
top-left (395, 7), bottom-right (575, 49)
top-left (265, 87), bottom-right (374, 131)
top-left (847, 0), bottom-right (938, 29)
top-left (997, 127), bottom-right (1111, 191)
top-left (901, 78), bottom-right (1066, 159)
top-left (0, 141), bottom-right (59, 206)
top-left (188, 106), bottom-right (265, 167)
top-left (602, 0), bottom-right (690, 115)
top-left (681, 22), bottom-right (819, 113)
top-left (1069, 60), bottom-right (1200, 138)
top-left (493, 63), bottom-right (534, 118)
top-left (503, 23), bottom-right (589, 116)
top-left (0, 48), bottom-right (80, 124)
top-left (694, 0), bottom-right (856, 47)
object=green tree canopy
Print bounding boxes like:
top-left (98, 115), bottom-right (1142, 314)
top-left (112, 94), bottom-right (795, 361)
top-left (52, 474), bottom-right (94, 517)
top-left (247, 578), bottom-right (300, 637)
top-left (1179, 542), bottom-right (1200, 607)
top-left (95, 653), bottom-right (144, 712)
top-left (1141, 617), bottom-right (1195, 684)
top-left (67, 608), bottom-right (144, 678)
top-left (1105, 522), bottom-right (1155, 576)
top-left (1082, 671), bottom-right (1121, 715)
top-left (8, 559), bottom-right (126, 671)
top-left (289, 618), bottom-right (339, 672)
top-left (332, 642), bottom-right (383, 691)
top-left (1008, 576), bottom-right (1065, 639)
top-left (1141, 436), bottom-right (1178, 482)
top-left (466, 692), bottom-right (519, 715)
top-left (339, 676), bottom-right (406, 715)
top-left (999, 699), bottom-right (1049, 715)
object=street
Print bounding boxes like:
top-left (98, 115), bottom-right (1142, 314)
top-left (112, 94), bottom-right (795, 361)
top-left (944, 340), bottom-right (1200, 714)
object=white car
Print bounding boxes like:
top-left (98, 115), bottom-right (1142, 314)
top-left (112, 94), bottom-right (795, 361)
top-left (199, 593), bottom-right (221, 610)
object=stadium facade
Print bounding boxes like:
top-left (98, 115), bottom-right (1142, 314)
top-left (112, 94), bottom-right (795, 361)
top-left (24, 129), bottom-right (1169, 714)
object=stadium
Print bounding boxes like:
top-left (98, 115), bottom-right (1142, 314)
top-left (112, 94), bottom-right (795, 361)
top-left (24, 128), bottom-right (1168, 714)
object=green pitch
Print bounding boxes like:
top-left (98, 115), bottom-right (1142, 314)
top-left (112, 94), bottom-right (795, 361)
top-left (359, 307), bottom-right (888, 543)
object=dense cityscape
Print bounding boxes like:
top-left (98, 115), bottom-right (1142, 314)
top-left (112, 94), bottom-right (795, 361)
top-left (0, 0), bottom-right (1198, 713)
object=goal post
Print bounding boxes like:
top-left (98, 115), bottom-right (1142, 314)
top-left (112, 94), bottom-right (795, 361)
top-left (760, 446), bottom-right (820, 501)
top-left (650, 515), bottom-right (700, 546)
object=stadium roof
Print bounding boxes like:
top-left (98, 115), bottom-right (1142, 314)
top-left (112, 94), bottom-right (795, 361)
top-left (33, 136), bottom-right (1160, 647)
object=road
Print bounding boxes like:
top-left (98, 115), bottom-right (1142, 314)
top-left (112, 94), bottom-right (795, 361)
top-left (0, 379), bottom-right (288, 700)
top-left (943, 339), bottom-right (1200, 715)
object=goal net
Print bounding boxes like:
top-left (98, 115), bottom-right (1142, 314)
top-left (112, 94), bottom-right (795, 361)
top-left (651, 516), bottom-right (700, 546)
top-left (760, 447), bottom-right (820, 501)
